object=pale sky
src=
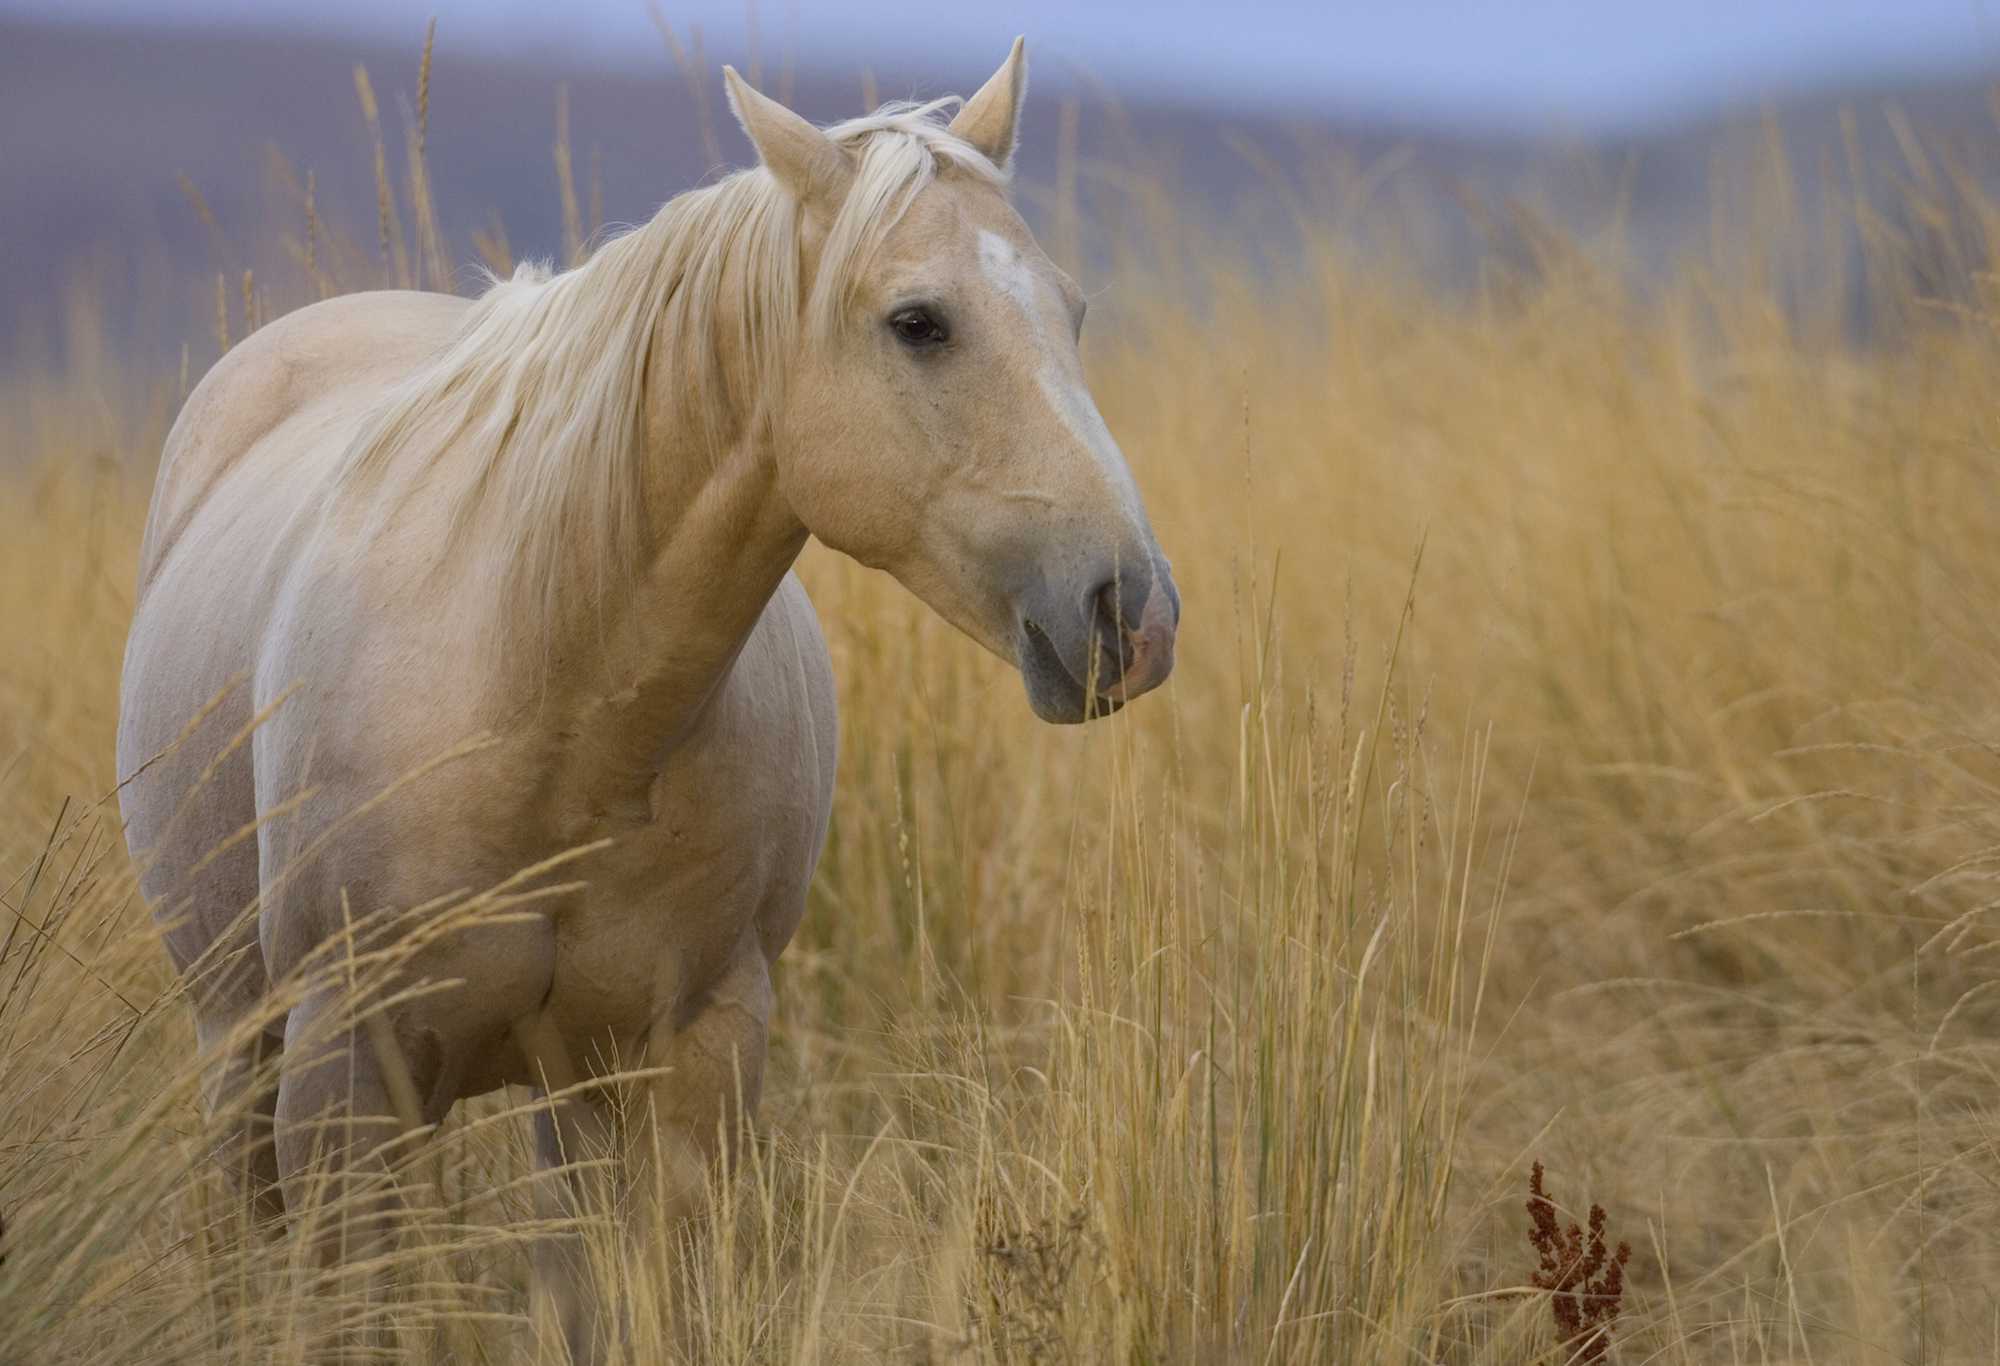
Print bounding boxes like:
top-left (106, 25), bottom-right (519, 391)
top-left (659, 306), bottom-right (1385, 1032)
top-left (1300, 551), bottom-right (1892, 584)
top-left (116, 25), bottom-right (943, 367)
top-left (6, 1), bottom-right (2000, 131)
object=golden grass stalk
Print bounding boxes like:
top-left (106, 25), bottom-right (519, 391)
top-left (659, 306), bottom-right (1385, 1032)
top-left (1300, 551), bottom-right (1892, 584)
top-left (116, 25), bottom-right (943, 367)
top-left (176, 173), bottom-right (232, 268)
top-left (469, 210), bottom-right (515, 280)
top-left (553, 84), bottom-right (583, 270)
top-left (303, 168), bottom-right (320, 295)
top-left (645, 2), bottom-right (721, 169)
top-left (353, 65), bottom-right (410, 288)
top-left (406, 19), bottom-right (451, 292)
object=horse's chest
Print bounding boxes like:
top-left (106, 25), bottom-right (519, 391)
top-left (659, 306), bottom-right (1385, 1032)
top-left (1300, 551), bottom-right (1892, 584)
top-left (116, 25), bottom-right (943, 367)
top-left (540, 618), bottom-right (835, 1043)
top-left (544, 809), bottom-right (772, 1035)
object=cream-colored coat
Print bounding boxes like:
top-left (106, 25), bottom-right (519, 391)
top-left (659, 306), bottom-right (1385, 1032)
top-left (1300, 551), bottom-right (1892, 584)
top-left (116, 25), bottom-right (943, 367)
top-left (116, 43), bottom-right (1176, 1359)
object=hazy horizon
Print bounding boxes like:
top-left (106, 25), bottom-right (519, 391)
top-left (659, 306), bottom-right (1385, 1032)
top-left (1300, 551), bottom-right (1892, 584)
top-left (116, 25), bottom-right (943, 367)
top-left (6, 0), bottom-right (2000, 133)
top-left (9, 3), bottom-right (2000, 368)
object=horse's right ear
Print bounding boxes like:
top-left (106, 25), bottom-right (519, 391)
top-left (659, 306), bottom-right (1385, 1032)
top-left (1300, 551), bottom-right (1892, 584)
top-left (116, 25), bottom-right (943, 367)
top-left (949, 37), bottom-right (1027, 172)
top-left (724, 67), bottom-right (855, 220)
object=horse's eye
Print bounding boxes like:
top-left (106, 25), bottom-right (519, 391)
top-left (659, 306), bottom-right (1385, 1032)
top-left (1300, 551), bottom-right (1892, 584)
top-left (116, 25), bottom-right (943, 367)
top-left (888, 306), bottom-right (949, 349)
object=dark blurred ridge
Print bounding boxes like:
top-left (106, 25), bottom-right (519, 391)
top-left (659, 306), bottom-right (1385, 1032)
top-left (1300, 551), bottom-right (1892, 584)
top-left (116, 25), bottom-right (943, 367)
top-left (7, 17), bottom-right (2000, 372)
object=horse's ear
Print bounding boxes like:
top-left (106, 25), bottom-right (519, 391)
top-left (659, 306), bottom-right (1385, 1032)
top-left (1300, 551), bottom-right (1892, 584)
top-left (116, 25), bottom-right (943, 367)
top-left (949, 37), bottom-right (1028, 173)
top-left (723, 66), bottom-right (854, 218)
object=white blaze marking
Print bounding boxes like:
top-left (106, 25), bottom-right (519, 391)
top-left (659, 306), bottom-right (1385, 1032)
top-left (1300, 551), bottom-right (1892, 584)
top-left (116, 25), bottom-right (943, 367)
top-left (978, 229), bottom-right (1040, 316)
top-left (1036, 369), bottom-right (1144, 518)
top-left (976, 229), bottom-right (1144, 521)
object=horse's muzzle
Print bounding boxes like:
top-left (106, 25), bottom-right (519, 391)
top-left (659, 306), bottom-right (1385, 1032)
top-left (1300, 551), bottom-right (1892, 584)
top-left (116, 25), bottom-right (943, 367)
top-left (1018, 556), bottom-right (1179, 723)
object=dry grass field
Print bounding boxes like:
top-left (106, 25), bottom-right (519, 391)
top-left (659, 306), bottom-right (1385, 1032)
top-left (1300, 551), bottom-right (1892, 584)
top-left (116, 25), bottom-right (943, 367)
top-left (3, 57), bottom-right (2000, 1364)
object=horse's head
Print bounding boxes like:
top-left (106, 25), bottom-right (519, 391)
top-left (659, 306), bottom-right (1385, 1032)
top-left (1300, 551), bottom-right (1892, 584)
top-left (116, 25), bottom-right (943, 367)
top-left (726, 43), bottom-right (1179, 723)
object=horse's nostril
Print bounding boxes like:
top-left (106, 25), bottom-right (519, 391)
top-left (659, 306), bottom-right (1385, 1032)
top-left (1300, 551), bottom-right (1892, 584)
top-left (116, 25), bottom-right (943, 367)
top-left (1090, 580), bottom-right (1137, 677)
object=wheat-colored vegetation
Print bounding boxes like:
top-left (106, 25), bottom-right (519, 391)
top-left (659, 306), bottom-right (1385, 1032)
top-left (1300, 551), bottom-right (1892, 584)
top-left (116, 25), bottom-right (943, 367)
top-left (3, 39), bottom-right (2000, 1364)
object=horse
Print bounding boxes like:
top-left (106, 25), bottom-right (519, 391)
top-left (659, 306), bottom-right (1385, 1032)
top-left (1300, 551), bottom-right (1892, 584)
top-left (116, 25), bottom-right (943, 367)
top-left (115, 40), bottom-right (1178, 1357)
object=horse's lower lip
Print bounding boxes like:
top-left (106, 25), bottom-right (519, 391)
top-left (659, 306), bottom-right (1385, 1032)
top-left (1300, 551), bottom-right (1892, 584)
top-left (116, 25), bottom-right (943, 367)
top-left (1020, 619), bottom-right (1123, 721)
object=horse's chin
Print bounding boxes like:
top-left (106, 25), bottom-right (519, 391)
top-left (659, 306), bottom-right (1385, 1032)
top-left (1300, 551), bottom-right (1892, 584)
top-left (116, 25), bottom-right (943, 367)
top-left (1018, 621), bottom-right (1125, 724)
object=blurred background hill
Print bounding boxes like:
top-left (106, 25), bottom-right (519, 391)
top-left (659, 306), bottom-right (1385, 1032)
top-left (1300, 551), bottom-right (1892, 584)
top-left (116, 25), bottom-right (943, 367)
top-left (8, 7), bottom-right (2000, 372)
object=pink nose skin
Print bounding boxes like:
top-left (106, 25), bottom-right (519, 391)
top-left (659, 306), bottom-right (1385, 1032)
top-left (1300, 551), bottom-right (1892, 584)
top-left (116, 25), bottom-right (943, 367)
top-left (1105, 583), bottom-right (1177, 703)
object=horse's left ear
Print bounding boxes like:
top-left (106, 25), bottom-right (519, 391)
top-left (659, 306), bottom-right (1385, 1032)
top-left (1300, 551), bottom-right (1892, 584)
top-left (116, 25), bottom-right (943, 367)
top-left (949, 36), bottom-right (1028, 172)
top-left (724, 66), bottom-right (855, 219)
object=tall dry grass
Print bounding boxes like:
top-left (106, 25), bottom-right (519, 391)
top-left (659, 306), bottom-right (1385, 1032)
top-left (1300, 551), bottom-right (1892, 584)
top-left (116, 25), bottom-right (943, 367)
top-left (3, 47), bottom-right (2000, 1364)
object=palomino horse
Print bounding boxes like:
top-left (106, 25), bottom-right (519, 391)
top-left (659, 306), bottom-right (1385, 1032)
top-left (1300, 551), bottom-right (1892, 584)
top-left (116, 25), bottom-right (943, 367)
top-left (116, 40), bottom-right (1177, 1357)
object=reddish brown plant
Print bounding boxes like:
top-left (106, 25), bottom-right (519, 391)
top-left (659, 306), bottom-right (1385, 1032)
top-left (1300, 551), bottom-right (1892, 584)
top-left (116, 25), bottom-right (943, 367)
top-left (1526, 1161), bottom-right (1631, 1362)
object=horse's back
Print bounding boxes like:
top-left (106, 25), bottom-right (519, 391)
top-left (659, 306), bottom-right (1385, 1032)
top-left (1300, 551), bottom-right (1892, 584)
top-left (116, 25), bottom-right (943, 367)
top-left (118, 290), bottom-right (469, 1019)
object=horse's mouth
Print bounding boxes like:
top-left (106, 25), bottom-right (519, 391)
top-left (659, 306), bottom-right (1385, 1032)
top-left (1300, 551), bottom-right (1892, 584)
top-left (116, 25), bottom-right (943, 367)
top-left (1020, 617), bottom-right (1125, 724)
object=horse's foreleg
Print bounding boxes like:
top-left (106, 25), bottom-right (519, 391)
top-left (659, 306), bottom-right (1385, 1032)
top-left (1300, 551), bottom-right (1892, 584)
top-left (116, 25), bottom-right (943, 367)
top-left (521, 941), bottom-right (776, 1362)
top-left (639, 943), bottom-right (774, 1220)
top-left (528, 1086), bottom-right (618, 1365)
top-left (569, 941), bottom-right (770, 1361)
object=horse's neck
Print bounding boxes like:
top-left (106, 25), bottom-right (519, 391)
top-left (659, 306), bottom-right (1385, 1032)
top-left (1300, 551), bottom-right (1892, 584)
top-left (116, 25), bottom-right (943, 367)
top-left (478, 217), bottom-right (815, 809)
top-left (542, 415), bottom-right (808, 808)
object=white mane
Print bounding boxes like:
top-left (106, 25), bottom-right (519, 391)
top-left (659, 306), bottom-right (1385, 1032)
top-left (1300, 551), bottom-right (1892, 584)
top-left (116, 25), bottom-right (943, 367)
top-left (331, 98), bottom-right (1005, 664)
